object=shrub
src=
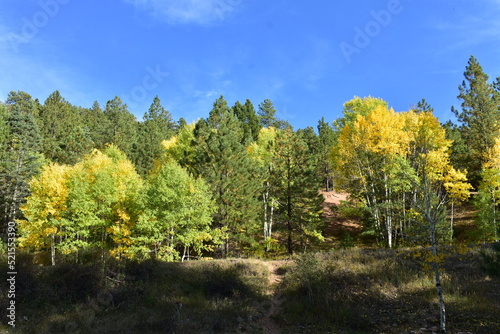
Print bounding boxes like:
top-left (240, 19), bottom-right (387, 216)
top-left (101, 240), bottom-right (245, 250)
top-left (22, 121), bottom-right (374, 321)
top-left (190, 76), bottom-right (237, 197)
top-left (481, 242), bottom-right (500, 278)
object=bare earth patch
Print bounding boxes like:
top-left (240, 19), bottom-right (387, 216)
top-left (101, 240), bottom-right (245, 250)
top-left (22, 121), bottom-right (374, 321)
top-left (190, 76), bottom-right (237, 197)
top-left (258, 260), bottom-right (292, 334)
top-left (320, 190), bottom-right (364, 240)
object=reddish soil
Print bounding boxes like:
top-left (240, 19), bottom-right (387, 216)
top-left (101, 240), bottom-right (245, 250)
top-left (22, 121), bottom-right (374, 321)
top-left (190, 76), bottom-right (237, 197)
top-left (320, 190), bottom-right (364, 240)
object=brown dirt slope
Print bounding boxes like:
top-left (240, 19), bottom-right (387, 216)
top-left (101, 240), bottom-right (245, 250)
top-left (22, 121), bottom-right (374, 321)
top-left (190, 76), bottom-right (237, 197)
top-left (320, 190), bottom-right (363, 240)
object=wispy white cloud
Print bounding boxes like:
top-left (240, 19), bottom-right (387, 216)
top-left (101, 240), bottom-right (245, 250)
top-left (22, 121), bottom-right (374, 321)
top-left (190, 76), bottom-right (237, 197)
top-left (125, 0), bottom-right (241, 25)
top-left (427, 2), bottom-right (500, 59)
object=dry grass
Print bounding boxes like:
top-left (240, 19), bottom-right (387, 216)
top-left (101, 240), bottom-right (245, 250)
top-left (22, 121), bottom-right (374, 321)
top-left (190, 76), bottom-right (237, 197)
top-left (1, 245), bottom-right (498, 333)
top-left (277, 246), bottom-right (500, 334)
top-left (0, 256), bottom-right (271, 333)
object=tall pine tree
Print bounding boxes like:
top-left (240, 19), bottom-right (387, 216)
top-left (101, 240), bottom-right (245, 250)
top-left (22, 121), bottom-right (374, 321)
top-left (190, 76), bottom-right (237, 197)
top-left (39, 91), bottom-right (92, 164)
top-left (81, 101), bottom-right (110, 149)
top-left (452, 56), bottom-right (500, 187)
top-left (232, 99), bottom-right (261, 143)
top-left (271, 129), bottom-right (324, 254)
top-left (134, 96), bottom-right (176, 176)
top-left (258, 99), bottom-right (290, 129)
top-left (317, 117), bottom-right (336, 191)
top-left (194, 96), bottom-right (261, 257)
top-left (0, 104), bottom-right (42, 233)
top-left (103, 96), bottom-right (138, 159)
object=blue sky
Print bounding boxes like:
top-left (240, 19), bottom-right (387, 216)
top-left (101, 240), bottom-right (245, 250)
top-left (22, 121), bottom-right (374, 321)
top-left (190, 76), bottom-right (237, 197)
top-left (1, 0), bottom-right (499, 129)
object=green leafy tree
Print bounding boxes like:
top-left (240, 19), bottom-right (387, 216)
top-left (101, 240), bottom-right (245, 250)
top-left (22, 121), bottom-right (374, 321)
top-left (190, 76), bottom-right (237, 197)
top-left (132, 160), bottom-right (218, 261)
top-left (333, 102), bottom-right (415, 247)
top-left (412, 134), bottom-right (470, 334)
top-left (64, 146), bottom-right (142, 258)
top-left (195, 96), bottom-right (261, 256)
top-left (452, 55), bottom-right (500, 187)
top-left (18, 146), bottom-right (142, 262)
top-left (332, 98), bottom-right (471, 248)
top-left (475, 137), bottom-right (500, 242)
top-left (161, 122), bottom-right (198, 176)
top-left (334, 96), bottom-right (388, 132)
top-left (248, 127), bottom-right (279, 251)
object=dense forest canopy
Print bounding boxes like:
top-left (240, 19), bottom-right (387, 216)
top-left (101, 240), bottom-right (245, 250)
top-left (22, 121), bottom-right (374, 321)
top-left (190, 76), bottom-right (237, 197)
top-left (1, 55), bottom-right (500, 262)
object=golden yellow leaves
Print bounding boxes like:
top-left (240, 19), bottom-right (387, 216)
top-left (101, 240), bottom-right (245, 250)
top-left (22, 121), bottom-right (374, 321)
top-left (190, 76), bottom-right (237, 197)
top-left (18, 145), bottom-right (143, 257)
top-left (334, 98), bottom-right (471, 203)
top-left (23, 163), bottom-right (71, 220)
top-left (443, 167), bottom-right (472, 202)
top-left (483, 137), bottom-right (500, 170)
top-left (356, 106), bottom-right (409, 155)
top-left (18, 163), bottom-right (71, 249)
top-left (247, 126), bottom-right (277, 166)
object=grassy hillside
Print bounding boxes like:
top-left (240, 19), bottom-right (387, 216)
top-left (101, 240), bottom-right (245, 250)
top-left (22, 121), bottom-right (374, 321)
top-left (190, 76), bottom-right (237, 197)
top-left (1, 244), bottom-right (499, 334)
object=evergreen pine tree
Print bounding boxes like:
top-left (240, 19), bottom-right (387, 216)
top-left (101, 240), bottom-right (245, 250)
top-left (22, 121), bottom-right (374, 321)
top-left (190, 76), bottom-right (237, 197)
top-left (317, 117), bottom-right (336, 191)
top-left (443, 120), bottom-right (468, 172)
top-left (103, 96), bottom-right (138, 158)
top-left (232, 99), bottom-right (261, 143)
top-left (258, 99), bottom-right (277, 128)
top-left (271, 129), bottom-right (323, 254)
top-left (39, 91), bottom-right (93, 164)
top-left (452, 56), bottom-right (500, 187)
top-left (415, 98), bottom-right (434, 113)
top-left (258, 99), bottom-right (290, 129)
top-left (177, 118), bottom-right (187, 130)
top-left (0, 105), bottom-right (42, 232)
top-left (5, 91), bottom-right (40, 117)
top-left (0, 103), bottom-right (9, 154)
top-left (134, 96), bottom-right (176, 176)
top-left (81, 101), bottom-right (111, 149)
top-left (195, 96), bottom-right (261, 256)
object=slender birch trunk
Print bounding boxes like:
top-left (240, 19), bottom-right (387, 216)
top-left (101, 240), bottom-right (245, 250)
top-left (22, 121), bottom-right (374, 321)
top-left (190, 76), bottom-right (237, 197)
top-left (51, 234), bottom-right (56, 266)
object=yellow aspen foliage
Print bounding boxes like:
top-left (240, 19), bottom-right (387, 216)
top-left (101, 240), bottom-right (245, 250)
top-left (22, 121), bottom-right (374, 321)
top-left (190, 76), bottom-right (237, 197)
top-left (332, 98), bottom-right (472, 248)
top-left (159, 122), bottom-right (196, 171)
top-left (443, 167), bottom-right (472, 202)
top-left (247, 127), bottom-right (277, 166)
top-left (353, 105), bottom-right (410, 156)
top-left (483, 137), bottom-right (500, 169)
top-left (18, 163), bottom-right (71, 250)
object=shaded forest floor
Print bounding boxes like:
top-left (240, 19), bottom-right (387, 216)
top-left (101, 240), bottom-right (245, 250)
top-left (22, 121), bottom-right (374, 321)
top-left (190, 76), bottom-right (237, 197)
top-left (1, 193), bottom-right (499, 333)
top-left (1, 246), bottom-right (499, 334)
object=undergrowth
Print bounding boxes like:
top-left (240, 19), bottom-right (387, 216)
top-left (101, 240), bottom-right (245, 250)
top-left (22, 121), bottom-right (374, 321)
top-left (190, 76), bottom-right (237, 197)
top-left (278, 247), bottom-right (500, 334)
top-left (1, 246), bottom-right (499, 333)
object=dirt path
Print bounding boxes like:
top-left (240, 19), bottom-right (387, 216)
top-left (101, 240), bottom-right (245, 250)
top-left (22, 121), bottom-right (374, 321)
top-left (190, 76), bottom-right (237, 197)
top-left (258, 260), bottom-right (291, 334)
